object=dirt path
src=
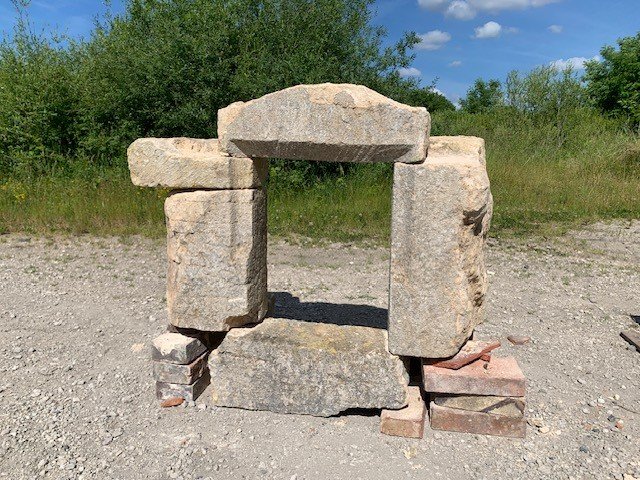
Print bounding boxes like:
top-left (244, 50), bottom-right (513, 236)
top-left (1, 222), bottom-right (639, 479)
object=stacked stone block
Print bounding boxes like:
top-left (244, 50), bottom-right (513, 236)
top-left (128, 137), bottom-right (269, 332)
top-left (152, 333), bottom-right (210, 402)
top-left (126, 83), bottom-right (527, 434)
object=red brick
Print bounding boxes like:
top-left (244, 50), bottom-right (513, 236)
top-left (422, 357), bottom-right (525, 397)
top-left (430, 402), bottom-right (526, 438)
top-left (429, 340), bottom-right (501, 370)
top-left (381, 386), bottom-right (426, 439)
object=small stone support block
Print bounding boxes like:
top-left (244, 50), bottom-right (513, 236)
top-left (422, 357), bottom-right (525, 397)
top-left (153, 352), bottom-right (208, 384)
top-left (156, 372), bottom-right (210, 402)
top-left (380, 386), bottom-right (426, 439)
top-left (388, 136), bottom-right (493, 358)
top-left (430, 402), bottom-right (526, 438)
top-left (165, 189), bottom-right (268, 331)
top-left (152, 333), bottom-right (207, 365)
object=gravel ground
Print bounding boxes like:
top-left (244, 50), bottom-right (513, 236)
top-left (0, 221), bottom-right (639, 480)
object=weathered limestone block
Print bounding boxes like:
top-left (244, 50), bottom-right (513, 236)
top-left (208, 318), bottom-right (410, 417)
top-left (127, 137), bottom-right (267, 189)
top-left (153, 353), bottom-right (208, 384)
top-left (165, 189), bottom-right (268, 331)
top-left (218, 83), bottom-right (430, 164)
top-left (151, 333), bottom-right (207, 365)
top-left (388, 136), bottom-right (493, 358)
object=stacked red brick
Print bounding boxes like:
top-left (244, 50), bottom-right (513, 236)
top-left (423, 342), bottom-right (526, 438)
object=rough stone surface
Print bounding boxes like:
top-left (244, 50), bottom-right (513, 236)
top-left (429, 340), bottom-right (501, 370)
top-left (218, 83), bottom-right (430, 164)
top-left (380, 386), bottom-right (426, 438)
top-left (422, 357), bottom-right (526, 397)
top-left (153, 353), bottom-right (208, 384)
top-left (433, 394), bottom-right (525, 418)
top-left (127, 137), bottom-right (267, 189)
top-left (165, 189), bottom-right (268, 331)
top-left (388, 135), bottom-right (493, 358)
top-left (430, 402), bottom-right (526, 438)
top-left (151, 333), bottom-right (207, 365)
top-left (156, 372), bottom-right (210, 402)
top-left (208, 318), bottom-right (410, 417)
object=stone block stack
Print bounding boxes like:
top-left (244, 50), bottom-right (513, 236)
top-left (152, 333), bottom-right (210, 402)
top-left (127, 83), bottom-right (527, 439)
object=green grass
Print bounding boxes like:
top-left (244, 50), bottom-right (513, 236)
top-left (1, 111), bottom-right (639, 243)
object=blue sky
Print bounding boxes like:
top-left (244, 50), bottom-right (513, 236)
top-left (1, 0), bottom-right (638, 103)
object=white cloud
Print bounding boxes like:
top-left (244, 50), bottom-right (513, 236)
top-left (548, 24), bottom-right (563, 33)
top-left (417, 0), bottom-right (561, 20)
top-left (445, 1), bottom-right (476, 19)
top-left (474, 21), bottom-right (503, 39)
top-left (398, 67), bottom-right (422, 78)
top-left (416, 30), bottom-right (452, 50)
top-left (449, 60), bottom-right (463, 67)
top-left (550, 55), bottom-right (599, 70)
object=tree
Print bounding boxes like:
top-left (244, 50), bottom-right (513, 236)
top-left (78, 0), bottom-right (420, 160)
top-left (404, 86), bottom-right (455, 112)
top-left (460, 79), bottom-right (503, 113)
top-left (585, 33), bottom-right (640, 127)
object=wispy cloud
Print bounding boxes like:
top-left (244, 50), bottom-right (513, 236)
top-left (449, 60), bottom-right (463, 67)
top-left (550, 55), bottom-right (599, 70)
top-left (399, 67), bottom-right (422, 77)
top-left (418, 0), bottom-right (561, 20)
top-left (548, 24), bottom-right (563, 34)
top-left (416, 30), bottom-right (452, 50)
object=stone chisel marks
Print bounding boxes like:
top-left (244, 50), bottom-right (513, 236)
top-left (428, 340), bottom-right (501, 370)
top-left (218, 83), bottom-right (430, 164)
top-left (380, 386), bottom-right (426, 439)
top-left (422, 357), bottom-right (525, 397)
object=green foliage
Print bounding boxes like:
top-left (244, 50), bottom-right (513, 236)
top-left (585, 33), bottom-right (640, 127)
top-left (504, 66), bottom-right (589, 147)
top-left (402, 86), bottom-right (455, 112)
top-left (460, 78), bottom-right (503, 113)
top-left (0, 0), bottom-right (419, 177)
top-left (0, 6), bottom-right (82, 177)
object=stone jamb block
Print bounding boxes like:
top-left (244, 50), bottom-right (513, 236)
top-left (165, 189), bottom-right (268, 331)
top-left (388, 135), bottom-right (493, 358)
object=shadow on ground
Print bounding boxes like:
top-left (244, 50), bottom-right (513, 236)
top-left (270, 291), bottom-right (388, 329)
